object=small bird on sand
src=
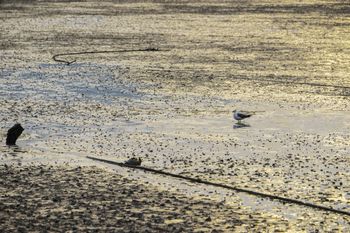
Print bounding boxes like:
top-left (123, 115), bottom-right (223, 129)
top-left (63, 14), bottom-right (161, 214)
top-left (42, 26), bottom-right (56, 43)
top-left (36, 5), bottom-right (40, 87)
top-left (124, 157), bottom-right (142, 166)
top-left (233, 110), bottom-right (253, 124)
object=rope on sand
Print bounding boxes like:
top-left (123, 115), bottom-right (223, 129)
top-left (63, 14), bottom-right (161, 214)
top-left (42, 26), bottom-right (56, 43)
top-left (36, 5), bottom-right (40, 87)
top-left (86, 156), bottom-right (350, 217)
top-left (52, 48), bottom-right (169, 65)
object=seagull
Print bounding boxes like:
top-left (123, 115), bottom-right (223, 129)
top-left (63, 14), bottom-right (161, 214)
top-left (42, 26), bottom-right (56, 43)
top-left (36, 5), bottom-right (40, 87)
top-left (233, 110), bottom-right (253, 124)
top-left (124, 157), bottom-right (142, 166)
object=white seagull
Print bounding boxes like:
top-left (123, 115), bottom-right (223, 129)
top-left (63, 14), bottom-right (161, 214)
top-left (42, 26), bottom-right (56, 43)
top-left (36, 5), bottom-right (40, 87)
top-left (233, 110), bottom-right (253, 124)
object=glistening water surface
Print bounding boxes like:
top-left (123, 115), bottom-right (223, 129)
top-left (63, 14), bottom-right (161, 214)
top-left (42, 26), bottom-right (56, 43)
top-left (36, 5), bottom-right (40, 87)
top-left (1, 0), bottom-right (349, 230)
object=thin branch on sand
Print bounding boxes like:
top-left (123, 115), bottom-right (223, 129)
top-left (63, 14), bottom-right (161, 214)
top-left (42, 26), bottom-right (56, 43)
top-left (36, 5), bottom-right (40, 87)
top-left (87, 155), bottom-right (350, 218)
top-left (52, 48), bottom-right (169, 65)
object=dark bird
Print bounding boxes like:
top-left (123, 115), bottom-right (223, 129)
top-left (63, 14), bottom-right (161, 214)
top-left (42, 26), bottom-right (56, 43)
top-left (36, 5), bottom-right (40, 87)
top-left (6, 123), bottom-right (24, 146)
top-left (124, 157), bottom-right (142, 166)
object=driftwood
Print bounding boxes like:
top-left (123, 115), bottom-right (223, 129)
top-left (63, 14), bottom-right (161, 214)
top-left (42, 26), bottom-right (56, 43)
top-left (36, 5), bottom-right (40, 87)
top-left (6, 123), bottom-right (24, 146)
top-left (87, 155), bottom-right (350, 217)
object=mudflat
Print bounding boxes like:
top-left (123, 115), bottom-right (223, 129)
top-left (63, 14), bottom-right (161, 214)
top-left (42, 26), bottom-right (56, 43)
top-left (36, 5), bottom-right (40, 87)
top-left (1, 0), bottom-right (349, 231)
top-left (1, 165), bottom-right (298, 232)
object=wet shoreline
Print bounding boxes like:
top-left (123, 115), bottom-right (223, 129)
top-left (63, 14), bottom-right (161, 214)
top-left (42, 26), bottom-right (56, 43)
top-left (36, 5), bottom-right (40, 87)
top-left (1, 0), bottom-right (350, 231)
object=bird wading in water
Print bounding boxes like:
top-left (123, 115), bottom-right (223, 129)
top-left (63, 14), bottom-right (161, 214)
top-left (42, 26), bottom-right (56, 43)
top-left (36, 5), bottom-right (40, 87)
top-left (233, 110), bottom-right (253, 125)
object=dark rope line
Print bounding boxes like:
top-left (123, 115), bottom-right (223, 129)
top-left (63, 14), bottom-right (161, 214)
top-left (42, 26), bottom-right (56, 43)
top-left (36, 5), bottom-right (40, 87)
top-left (52, 48), bottom-right (169, 65)
top-left (146, 68), bottom-right (350, 92)
top-left (86, 155), bottom-right (350, 217)
top-left (230, 76), bottom-right (350, 90)
top-left (52, 50), bottom-right (350, 92)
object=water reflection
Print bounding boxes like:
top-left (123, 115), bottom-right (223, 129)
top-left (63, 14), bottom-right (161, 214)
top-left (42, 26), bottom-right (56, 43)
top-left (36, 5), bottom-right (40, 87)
top-left (0, 145), bottom-right (27, 160)
top-left (233, 122), bottom-right (251, 129)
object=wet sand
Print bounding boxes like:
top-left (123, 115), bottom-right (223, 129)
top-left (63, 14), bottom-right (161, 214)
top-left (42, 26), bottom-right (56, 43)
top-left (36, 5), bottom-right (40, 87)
top-left (1, 0), bottom-right (350, 231)
top-left (1, 165), bottom-right (292, 232)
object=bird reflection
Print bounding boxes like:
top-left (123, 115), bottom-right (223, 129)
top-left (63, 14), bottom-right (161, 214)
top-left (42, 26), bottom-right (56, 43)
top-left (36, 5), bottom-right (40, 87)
top-left (233, 122), bottom-right (251, 129)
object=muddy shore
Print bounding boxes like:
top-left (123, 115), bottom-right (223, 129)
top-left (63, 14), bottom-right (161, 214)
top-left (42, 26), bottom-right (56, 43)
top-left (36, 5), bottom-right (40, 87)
top-left (1, 165), bottom-right (293, 232)
top-left (1, 0), bottom-right (350, 231)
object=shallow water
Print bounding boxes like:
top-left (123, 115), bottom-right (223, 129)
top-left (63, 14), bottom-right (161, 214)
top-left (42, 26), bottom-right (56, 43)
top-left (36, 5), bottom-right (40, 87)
top-left (1, 0), bottom-right (350, 230)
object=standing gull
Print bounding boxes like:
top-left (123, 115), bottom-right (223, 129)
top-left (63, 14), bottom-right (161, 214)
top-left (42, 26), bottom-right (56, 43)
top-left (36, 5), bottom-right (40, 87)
top-left (233, 110), bottom-right (253, 124)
